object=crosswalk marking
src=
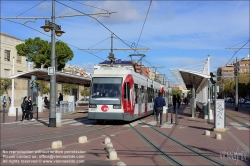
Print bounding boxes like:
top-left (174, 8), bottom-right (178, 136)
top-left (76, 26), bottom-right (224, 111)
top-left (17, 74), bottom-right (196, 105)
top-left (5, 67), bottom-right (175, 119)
top-left (142, 121), bottom-right (156, 127)
top-left (229, 122), bottom-right (249, 130)
top-left (123, 120), bottom-right (141, 127)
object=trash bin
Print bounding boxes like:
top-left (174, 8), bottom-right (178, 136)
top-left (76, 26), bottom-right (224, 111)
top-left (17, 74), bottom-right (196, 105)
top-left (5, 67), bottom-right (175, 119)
top-left (202, 103), bottom-right (208, 115)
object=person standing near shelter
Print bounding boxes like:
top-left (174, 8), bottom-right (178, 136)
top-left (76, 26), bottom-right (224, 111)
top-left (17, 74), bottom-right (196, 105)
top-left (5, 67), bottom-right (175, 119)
top-left (2, 96), bottom-right (6, 107)
top-left (177, 94), bottom-right (181, 108)
top-left (21, 96), bottom-right (27, 122)
top-left (173, 94), bottom-right (177, 113)
top-left (28, 96), bottom-right (35, 121)
top-left (8, 97), bottom-right (11, 106)
top-left (154, 92), bottom-right (166, 127)
top-left (58, 93), bottom-right (63, 105)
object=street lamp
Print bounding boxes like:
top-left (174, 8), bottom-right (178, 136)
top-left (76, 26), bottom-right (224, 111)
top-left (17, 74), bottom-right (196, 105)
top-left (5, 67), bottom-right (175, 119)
top-left (40, 0), bottom-right (65, 127)
top-left (41, 20), bottom-right (65, 36)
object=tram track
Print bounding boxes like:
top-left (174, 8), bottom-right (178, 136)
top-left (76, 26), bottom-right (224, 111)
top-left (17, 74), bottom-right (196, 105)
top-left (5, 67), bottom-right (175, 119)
top-left (1, 124), bottom-right (114, 148)
top-left (129, 120), bottom-right (226, 166)
top-left (1, 120), bottom-right (94, 143)
top-left (226, 112), bottom-right (250, 129)
top-left (1, 115), bottom-right (89, 130)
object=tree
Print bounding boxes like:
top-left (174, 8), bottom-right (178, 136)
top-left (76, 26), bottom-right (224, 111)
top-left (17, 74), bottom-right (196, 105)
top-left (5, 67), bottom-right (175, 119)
top-left (16, 37), bottom-right (74, 70)
top-left (0, 78), bottom-right (12, 96)
top-left (63, 84), bottom-right (78, 95)
top-left (80, 87), bottom-right (90, 97)
top-left (36, 81), bottom-right (50, 95)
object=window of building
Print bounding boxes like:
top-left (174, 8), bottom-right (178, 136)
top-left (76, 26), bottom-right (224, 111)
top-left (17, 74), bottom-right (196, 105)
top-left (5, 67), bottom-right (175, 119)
top-left (4, 50), bottom-right (11, 61)
top-left (4, 69), bottom-right (10, 78)
top-left (16, 54), bottom-right (22, 63)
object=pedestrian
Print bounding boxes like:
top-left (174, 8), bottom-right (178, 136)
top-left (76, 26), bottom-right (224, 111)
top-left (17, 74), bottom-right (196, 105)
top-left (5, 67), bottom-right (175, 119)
top-left (21, 96), bottom-right (27, 122)
top-left (58, 93), bottom-right (63, 105)
top-left (184, 97), bottom-right (187, 105)
top-left (2, 96), bottom-right (6, 107)
top-left (27, 96), bottom-right (35, 121)
top-left (8, 97), bottom-right (11, 106)
top-left (177, 94), bottom-right (181, 108)
top-left (154, 92), bottom-right (166, 127)
top-left (173, 94), bottom-right (177, 113)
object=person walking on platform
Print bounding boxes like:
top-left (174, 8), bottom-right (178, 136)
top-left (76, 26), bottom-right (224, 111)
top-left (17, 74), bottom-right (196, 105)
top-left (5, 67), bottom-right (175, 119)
top-left (154, 92), bottom-right (166, 127)
top-left (177, 94), bottom-right (181, 108)
top-left (173, 94), bottom-right (177, 113)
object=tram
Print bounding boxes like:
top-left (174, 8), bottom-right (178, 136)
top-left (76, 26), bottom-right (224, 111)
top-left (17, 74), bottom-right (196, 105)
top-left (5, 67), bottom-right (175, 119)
top-left (88, 65), bottom-right (167, 122)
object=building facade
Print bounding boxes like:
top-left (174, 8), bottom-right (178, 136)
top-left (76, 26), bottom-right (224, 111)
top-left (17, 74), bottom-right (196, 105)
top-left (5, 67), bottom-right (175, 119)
top-left (217, 55), bottom-right (250, 82)
top-left (0, 32), bottom-right (28, 105)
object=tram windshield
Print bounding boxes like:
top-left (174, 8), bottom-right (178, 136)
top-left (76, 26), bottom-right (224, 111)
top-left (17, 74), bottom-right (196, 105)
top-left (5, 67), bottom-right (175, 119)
top-left (90, 77), bottom-right (122, 105)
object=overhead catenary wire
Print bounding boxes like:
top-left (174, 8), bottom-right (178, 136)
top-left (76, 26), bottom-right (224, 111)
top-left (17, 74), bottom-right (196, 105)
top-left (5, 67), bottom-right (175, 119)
top-left (226, 39), bottom-right (250, 65)
top-left (70, 0), bottom-right (109, 12)
top-left (55, 0), bottom-right (144, 56)
top-left (16, 0), bottom-right (46, 18)
top-left (56, 0), bottom-right (171, 83)
top-left (1, 18), bottom-right (105, 61)
top-left (135, 0), bottom-right (152, 49)
top-left (87, 36), bottom-right (111, 49)
top-left (227, 39), bottom-right (250, 48)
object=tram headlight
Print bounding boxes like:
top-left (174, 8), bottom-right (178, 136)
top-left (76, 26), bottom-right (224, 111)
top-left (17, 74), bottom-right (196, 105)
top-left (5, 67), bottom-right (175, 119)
top-left (113, 105), bottom-right (121, 109)
top-left (89, 104), bottom-right (97, 108)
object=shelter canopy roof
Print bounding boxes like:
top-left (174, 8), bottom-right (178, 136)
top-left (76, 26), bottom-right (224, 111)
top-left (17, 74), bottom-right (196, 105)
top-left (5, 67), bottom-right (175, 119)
top-left (170, 69), bottom-right (210, 90)
top-left (8, 69), bottom-right (91, 87)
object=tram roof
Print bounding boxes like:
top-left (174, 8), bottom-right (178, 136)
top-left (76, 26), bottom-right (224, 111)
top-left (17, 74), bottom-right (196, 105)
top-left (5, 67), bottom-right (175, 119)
top-left (8, 68), bottom-right (91, 86)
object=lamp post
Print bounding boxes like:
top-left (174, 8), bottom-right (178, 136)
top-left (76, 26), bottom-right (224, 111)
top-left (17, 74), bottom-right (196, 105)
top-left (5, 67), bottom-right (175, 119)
top-left (7, 56), bottom-right (15, 116)
top-left (41, 0), bottom-right (64, 127)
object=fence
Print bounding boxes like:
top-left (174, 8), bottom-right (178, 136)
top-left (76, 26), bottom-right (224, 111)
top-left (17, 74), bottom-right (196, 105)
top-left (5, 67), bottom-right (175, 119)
top-left (56, 101), bottom-right (75, 115)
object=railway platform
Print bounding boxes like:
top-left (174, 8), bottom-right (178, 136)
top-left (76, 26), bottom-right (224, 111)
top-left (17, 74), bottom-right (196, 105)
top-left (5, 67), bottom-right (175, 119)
top-left (1, 104), bottom-right (249, 166)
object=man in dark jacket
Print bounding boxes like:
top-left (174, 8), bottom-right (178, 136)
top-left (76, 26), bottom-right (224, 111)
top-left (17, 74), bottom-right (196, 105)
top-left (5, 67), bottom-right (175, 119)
top-left (173, 94), bottom-right (177, 113)
top-left (154, 92), bottom-right (166, 127)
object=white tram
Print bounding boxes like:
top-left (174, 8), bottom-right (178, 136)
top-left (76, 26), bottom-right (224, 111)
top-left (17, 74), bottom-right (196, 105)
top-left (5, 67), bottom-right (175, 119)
top-left (88, 66), bottom-right (167, 121)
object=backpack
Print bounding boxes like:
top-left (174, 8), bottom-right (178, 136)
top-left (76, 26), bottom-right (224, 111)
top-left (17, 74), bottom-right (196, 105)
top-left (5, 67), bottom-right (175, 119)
top-left (21, 101), bottom-right (25, 109)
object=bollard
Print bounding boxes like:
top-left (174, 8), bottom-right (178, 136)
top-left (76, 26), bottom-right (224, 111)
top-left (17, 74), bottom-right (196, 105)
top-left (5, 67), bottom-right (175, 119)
top-left (175, 109), bottom-right (178, 125)
top-left (166, 109), bottom-right (168, 123)
top-left (2, 107), bottom-right (5, 123)
top-left (36, 107), bottom-right (38, 120)
top-left (171, 109), bottom-right (173, 124)
top-left (16, 108), bottom-right (18, 121)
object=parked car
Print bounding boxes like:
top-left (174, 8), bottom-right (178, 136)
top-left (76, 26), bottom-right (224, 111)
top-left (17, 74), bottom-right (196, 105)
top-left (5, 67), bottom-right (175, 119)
top-left (245, 100), bottom-right (250, 105)
top-left (77, 98), bottom-right (89, 104)
top-left (239, 98), bottom-right (245, 104)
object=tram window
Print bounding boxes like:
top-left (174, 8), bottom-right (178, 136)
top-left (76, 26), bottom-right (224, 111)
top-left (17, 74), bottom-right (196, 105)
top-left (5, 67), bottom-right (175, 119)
top-left (147, 87), bottom-right (153, 102)
top-left (135, 84), bottom-right (139, 104)
top-left (124, 82), bottom-right (130, 100)
top-left (141, 86), bottom-right (146, 103)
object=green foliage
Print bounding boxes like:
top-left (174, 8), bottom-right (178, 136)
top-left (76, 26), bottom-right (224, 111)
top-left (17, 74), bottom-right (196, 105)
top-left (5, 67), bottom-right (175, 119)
top-left (0, 78), bottom-right (12, 96)
top-left (172, 89), bottom-right (183, 98)
top-left (36, 81), bottom-right (50, 95)
top-left (16, 37), bottom-right (74, 70)
top-left (80, 87), bottom-right (90, 96)
top-left (217, 73), bottom-right (250, 98)
top-left (63, 84), bottom-right (78, 95)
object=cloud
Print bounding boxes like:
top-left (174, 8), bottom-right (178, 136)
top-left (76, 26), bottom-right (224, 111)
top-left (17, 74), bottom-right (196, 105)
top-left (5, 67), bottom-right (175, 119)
top-left (89, 1), bottom-right (145, 24)
top-left (82, 62), bottom-right (95, 74)
top-left (36, 2), bottom-right (51, 13)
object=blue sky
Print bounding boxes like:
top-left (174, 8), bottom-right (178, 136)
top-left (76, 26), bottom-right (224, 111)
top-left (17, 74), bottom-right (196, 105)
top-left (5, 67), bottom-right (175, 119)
top-left (1, 0), bottom-right (249, 85)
